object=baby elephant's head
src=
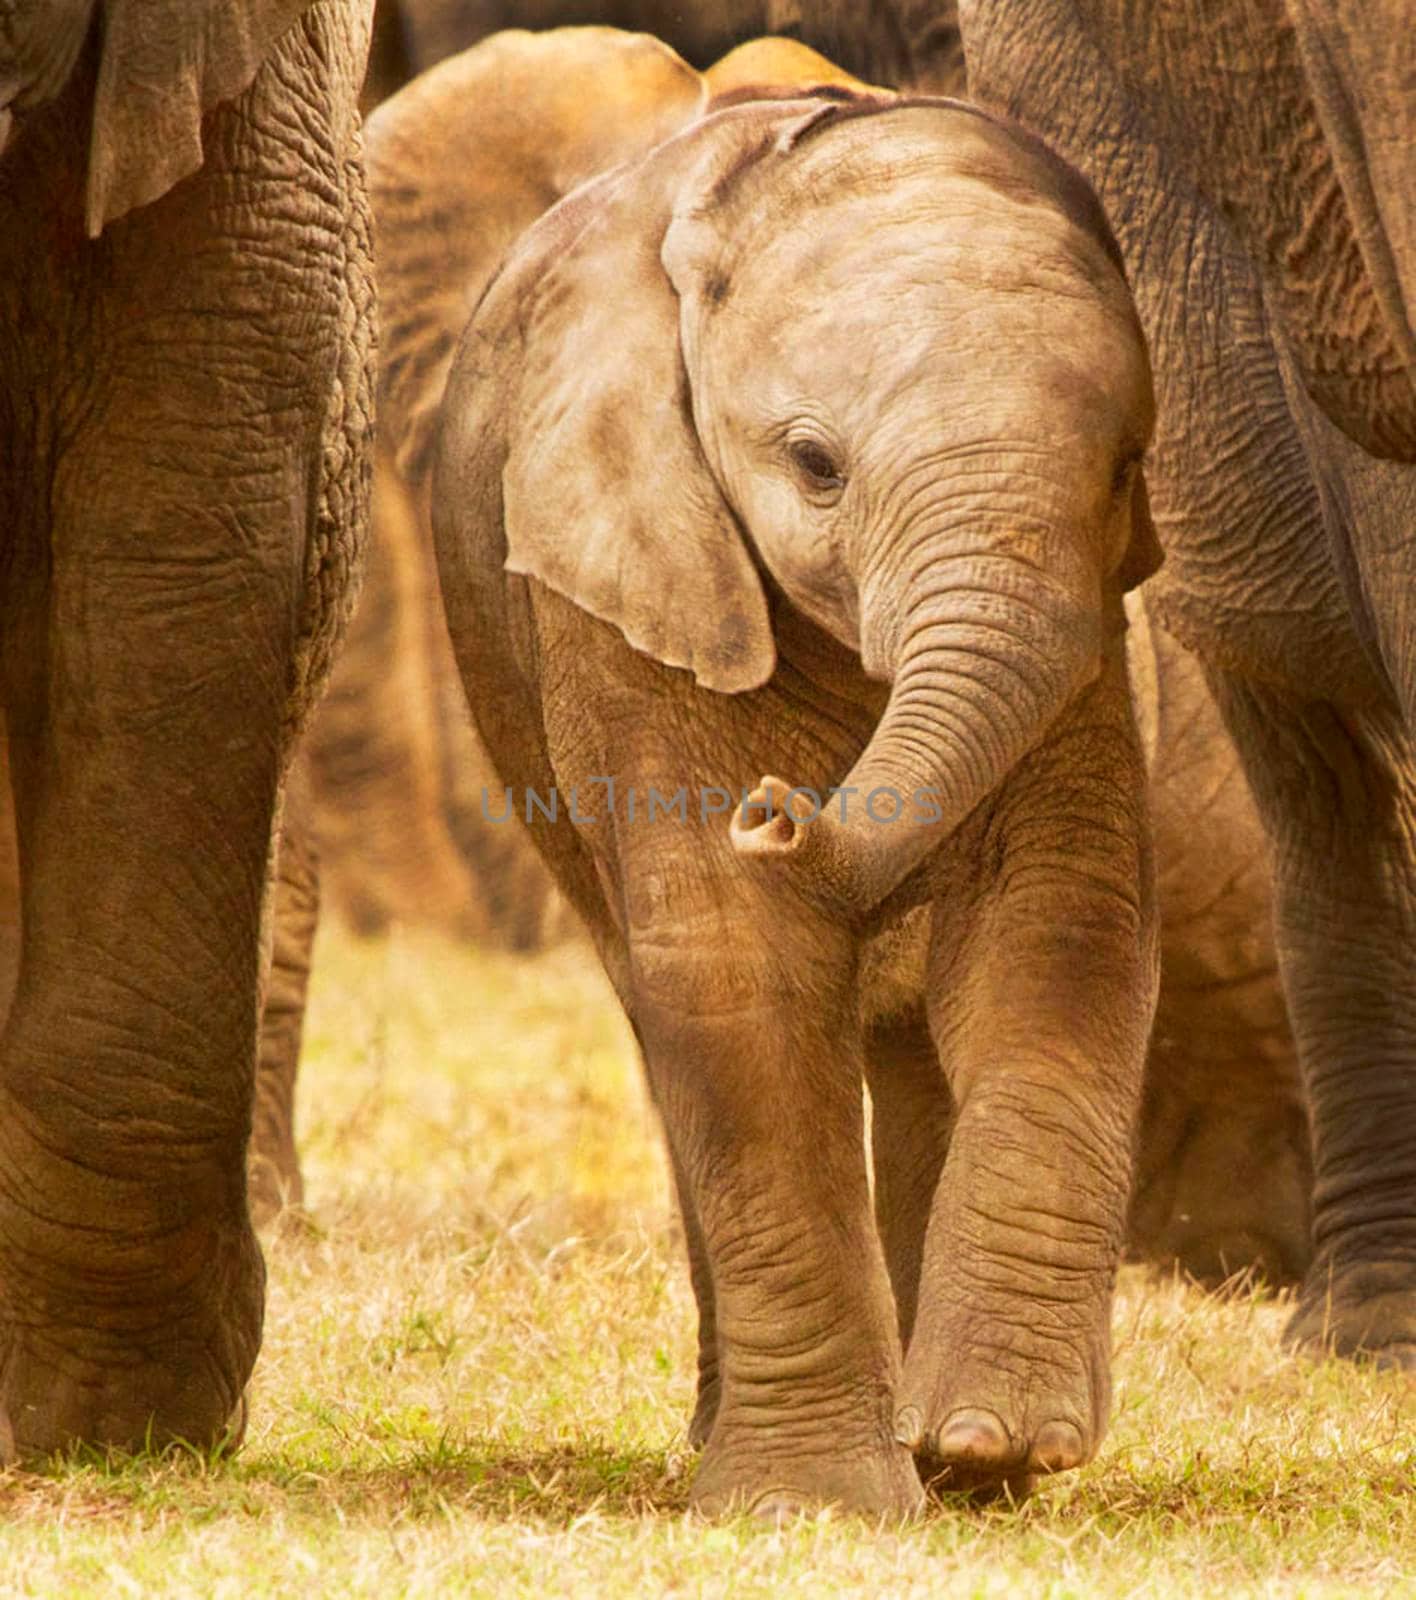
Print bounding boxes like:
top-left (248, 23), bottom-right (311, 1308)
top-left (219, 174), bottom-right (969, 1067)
top-left (437, 95), bottom-right (1158, 919)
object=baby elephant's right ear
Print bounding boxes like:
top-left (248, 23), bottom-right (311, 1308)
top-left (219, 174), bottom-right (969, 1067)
top-left (490, 155), bottom-right (776, 695)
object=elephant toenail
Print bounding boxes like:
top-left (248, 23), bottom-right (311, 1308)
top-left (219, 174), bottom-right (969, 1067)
top-left (935, 1407), bottom-right (1012, 1463)
top-left (1029, 1420), bottom-right (1085, 1473)
top-left (893, 1404), bottom-right (924, 1448)
top-left (747, 1489), bottom-right (808, 1524)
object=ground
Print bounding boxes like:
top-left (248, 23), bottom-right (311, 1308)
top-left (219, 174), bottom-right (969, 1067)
top-left (1, 927), bottom-right (1412, 1597)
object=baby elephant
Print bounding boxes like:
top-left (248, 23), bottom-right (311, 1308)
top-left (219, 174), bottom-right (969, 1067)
top-left (433, 89), bottom-right (1161, 1516)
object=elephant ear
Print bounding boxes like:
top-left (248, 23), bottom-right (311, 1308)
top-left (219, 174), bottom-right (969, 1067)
top-left (1117, 472), bottom-right (1165, 593)
top-left (481, 105), bottom-right (825, 694)
top-left (85, 0), bottom-right (369, 237)
top-left (368, 27), bottom-right (706, 486)
top-left (0, 0), bottom-right (91, 157)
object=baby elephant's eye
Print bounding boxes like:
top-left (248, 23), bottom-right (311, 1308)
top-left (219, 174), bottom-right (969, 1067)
top-left (788, 438), bottom-right (846, 497)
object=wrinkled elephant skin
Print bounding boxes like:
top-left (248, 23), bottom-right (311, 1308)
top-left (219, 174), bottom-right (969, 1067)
top-left (0, 0), bottom-right (374, 1458)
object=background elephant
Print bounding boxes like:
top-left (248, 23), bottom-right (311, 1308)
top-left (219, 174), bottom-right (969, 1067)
top-left (359, 0), bottom-right (965, 106)
top-left (246, 758), bottom-right (322, 1225)
top-left (0, 0), bottom-right (374, 1459)
top-left (765, 0), bottom-right (965, 93)
top-left (429, 80), bottom-right (1167, 1512)
top-left (361, 0), bottom-right (811, 103)
top-left (296, 9), bottom-right (582, 955)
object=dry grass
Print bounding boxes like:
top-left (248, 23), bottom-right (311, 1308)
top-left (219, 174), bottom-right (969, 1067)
top-left (1, 926), bottom-right (1412, 1597)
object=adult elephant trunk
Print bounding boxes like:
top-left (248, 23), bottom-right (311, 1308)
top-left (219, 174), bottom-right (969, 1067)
top-left (732, 546), bottom-right (1103, 918)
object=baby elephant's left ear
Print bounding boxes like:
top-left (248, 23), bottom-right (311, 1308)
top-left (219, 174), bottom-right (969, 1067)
top-left (1118, 472), bottom-right (1165, 591)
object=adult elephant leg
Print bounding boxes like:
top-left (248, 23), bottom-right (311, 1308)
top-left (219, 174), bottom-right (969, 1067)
top-left (248, 757), bottom-right (321, 1227)
top-left (1208, 674), bottom-right (1416, 1366)
top-left (623, 848), bottom-right (921, 1517)
top-left (0, 4), bottom-right (371, 1460)
top-left (902, 659), bottom-right (1157, 1488)
top-left (1131, 1007), bottom-right (1311, 1289)
top-left (1126, 605), bottom-right (1310, 1287)
top-left (0, 572), bottom-right (279, 1462)
top-left (862, 1012), bottom-right (954, 1349)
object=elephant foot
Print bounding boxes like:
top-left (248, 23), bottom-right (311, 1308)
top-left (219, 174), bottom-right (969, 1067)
top-left (0, 1289), bottom-right (262, 1465)
top-left (0, 1384), bottom-right (249, 1469)
top-left (895, 1401), bottom-right (1091, 1488)
top-left (689, 1412), bottom-right (924, 1520)
top-left (1285, 1258), bottom-right (1416, 1369)
top-left (0, 1321), bottom-right (258, 1467)
top-left (896, 1319), bottom-right (1108, 1495)
top-left (0, 1186), bottom-right (265, 1463)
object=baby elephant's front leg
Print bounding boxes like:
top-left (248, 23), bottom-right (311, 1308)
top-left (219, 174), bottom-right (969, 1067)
top-left (902, 664), bottom-right (1157, 1494)
top-left (627, 868), bottom-right (922, 1519)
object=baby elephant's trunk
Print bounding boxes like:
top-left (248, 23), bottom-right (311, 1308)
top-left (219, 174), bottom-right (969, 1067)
top-left (732, 552), bottom-right (1102, 917)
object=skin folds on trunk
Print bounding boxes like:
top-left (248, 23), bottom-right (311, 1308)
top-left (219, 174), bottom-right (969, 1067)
top-left (733, 553), bottom-right (1102, 918)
